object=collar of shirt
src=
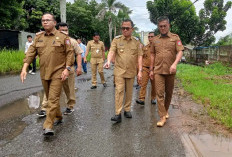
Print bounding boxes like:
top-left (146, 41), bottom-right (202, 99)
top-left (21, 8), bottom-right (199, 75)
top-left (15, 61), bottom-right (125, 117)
top-left (122, 35), bottom-right (133, 41)
top-left (158, 31), bottom-right (171, 38)
top-left (44, 28), bottom-right (57, 36)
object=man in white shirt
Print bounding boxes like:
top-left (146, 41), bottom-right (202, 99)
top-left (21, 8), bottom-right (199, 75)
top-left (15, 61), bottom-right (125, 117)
top-left (25, 35), bottom-right (36, 74)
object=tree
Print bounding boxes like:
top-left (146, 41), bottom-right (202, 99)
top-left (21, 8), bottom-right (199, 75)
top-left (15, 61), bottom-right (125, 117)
top-left (23, 0), bottom-right (60, 33)
top-left (0, 0), bottom-right (26, 30)
top-left (193, 0), bottom-right (232, 46)
top-left (96, 0), bottom-right (126, 43)
top-left (215, 35), bottom-right (232, 46)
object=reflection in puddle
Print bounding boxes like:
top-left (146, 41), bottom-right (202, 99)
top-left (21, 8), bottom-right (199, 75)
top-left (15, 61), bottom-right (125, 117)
top-left (28, 95), bottom-right (40, 109)
top-left (189, 134), bottom-right (232, 157)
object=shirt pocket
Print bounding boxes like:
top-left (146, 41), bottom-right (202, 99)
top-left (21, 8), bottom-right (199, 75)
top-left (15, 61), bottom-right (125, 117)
top-left (35, 42), bottom-right (45, 54)
top-left (167, 40), bottom-right (176, 51)
top-left (118, 46), bottom-right (125, 54)
top-left (52, 41), bottom-right (64, 53)
top-left (131, 47), bottom-right (137, 55)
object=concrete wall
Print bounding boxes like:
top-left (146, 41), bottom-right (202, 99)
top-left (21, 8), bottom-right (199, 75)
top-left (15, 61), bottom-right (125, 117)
top-left (138, 31), bottom-right (149, 45)
top-left (18, 31), bottom-right (35, 52)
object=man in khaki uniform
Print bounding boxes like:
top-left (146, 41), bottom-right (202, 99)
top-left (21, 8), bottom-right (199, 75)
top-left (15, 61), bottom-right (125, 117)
top-left (136, 32), bottom-right (156, 105)
top-left (104, 19), bottom-right (143, 123)
top-left (84, 33), bottom-right (106, 89)
top-left (150, 16), bottom-right (184, 127)
top-left (37, 22), bottom-right (83, 118)
top-left (20, 13), bottom-right (74, 136)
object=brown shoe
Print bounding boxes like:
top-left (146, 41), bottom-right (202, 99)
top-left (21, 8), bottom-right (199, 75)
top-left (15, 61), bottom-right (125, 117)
top-left (157, 117), bottom-right (166, 127)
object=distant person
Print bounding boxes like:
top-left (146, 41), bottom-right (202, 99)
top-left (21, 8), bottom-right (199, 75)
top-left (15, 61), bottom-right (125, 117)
top-left (20, 13), bottom-right (74, 136)
top-left (25, 35), bottom-right (36, 75)
top-left (104, 19), bottom-right (143, 123)
top-left (84, 33), bottom-right (107, 89)
top-left (150, 16), bottom-right (184, 127)
top-left (77, 38), bottom-right (87, 73)
top-left (136, 32), bottom-right (157, 105)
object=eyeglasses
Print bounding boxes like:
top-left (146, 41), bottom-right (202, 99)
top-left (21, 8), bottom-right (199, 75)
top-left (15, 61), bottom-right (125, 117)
top-left (41, 19), bottom-right (54, 23)
top-left (148, 36), bottom-right (154, 38)
top-left (121, 27), bottom-right (131, 31)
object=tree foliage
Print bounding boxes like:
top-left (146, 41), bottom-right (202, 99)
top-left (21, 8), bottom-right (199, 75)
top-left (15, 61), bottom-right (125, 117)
top-left (215, 35), bottom-right (232, 46)
top-left (0, 0), bottom-right (26, 30)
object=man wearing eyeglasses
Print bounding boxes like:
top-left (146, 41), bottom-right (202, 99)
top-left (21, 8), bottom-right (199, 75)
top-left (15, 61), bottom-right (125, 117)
top-left (20, 13), bottom-right (74, 136)
top-left (150, 16), bottom-right (184, 127)
top-left (136, 32), bottom-right (157, 106)
top-left (104, 19), bottom-right (143, 123)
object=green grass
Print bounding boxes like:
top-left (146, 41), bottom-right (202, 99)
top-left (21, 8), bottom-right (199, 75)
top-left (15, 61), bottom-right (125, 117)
top-left (177, 63), bottom-right (232, 128)
top-left (0, 49), bottom-right (39, 73)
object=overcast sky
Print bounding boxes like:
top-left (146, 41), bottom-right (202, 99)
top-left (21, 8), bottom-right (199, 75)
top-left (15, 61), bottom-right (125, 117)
top-left (67, 0), bottom-right (232, 41)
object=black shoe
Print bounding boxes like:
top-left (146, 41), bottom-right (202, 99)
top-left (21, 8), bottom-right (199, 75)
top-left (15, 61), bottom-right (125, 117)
top-left (54, 119), bottom-right (63, 126)
top-left (37, 110), bottom-right (46, 118)
top-left (151, 99), bottom-right (157, 105)
top-left (111, 114), bottom-right (121, 123)
top-left (124, 111), bottom-right (132, 118)
top-left (103, 83), bottom-right (107, 87)
top-left (43, 128), bottom-right (54, 136)
top-left (63, 108), bottom-right (74, 115)
top-left (90, 86), bottom-right (97, 89)
top-left (136, 99), bottom-right (145, 105)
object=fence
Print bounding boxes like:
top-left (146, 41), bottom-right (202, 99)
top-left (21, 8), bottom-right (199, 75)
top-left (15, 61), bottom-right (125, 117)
top-left (184, 45), bottom-right (232, 65)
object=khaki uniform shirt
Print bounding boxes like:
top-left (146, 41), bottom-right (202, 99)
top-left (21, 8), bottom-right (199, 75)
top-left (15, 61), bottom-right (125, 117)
top-left (142, 43), bottom-right (152, 68)
top-left (150, 32), bottom-right (184, 74)
top-left (110, 35), bottom-right (143, 78)
top-left (86, 40), bottom-right (105, 58)
top-left (23, 29), bottom-right (74, 80)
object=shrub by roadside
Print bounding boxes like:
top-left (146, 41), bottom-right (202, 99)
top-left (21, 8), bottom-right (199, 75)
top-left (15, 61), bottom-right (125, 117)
top-left (177, 63), bottom-right (232, 129)
top-left (0, 49), bottom-right (39, 74)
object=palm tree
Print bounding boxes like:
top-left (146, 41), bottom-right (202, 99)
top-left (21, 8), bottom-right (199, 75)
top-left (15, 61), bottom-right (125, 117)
top-left (96, 0), bottom-right (126, 43)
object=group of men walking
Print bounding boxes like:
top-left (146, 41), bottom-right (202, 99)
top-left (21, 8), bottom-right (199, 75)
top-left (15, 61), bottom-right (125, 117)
top-left (20, 12), bottom-right (183, 136)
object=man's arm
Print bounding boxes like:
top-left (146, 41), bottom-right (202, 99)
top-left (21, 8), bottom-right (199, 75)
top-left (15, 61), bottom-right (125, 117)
top-left (170, 51), bottom-right (183, 74)
top-left (103, 39), bottom-right (116, 69)
top-left (137, 55), bottom-right (143, 84)
top-left (102, 42), bottom-right (106, 61)
top-left (84, 42), bottom-right (90, 63)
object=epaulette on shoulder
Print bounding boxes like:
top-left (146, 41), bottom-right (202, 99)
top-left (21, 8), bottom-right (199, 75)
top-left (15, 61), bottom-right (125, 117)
top-left (60, 31), bottom-right (68, 35)
top-left (36, 31), bottom-right (45, 36)
top-left (133, 36), bottom-right (139, 41)
top-left (171, 33), bottom-right (179, 37)
top-left (115, 35), bottom-right (122, 39)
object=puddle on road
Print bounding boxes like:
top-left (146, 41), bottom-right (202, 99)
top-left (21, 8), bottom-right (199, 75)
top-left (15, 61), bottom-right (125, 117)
top-left (189, 134), bottom-right (232, 157)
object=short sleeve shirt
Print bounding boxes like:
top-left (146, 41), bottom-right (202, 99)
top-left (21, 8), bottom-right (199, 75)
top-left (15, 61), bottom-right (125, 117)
top-left (110, 35), bottom-right (143, 78)
top-left (23, 29), bottom-right (74, 80)
top-left (150, 32), bottom-right (184, 74)
top-left (142, 43), bottom-right (152, 67)
top-left (86, 40), bottom-right (105, 58)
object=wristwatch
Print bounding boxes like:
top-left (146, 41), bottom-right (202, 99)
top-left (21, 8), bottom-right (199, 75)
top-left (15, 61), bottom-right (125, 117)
top-left (139, 69), bottom-right (143, 72)
top-left (66, 66), bottom-right (71, 71)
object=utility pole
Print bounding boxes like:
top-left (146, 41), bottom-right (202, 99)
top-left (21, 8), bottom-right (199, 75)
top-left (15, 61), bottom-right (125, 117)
top-left (60, 0), bottom-right (66, 22)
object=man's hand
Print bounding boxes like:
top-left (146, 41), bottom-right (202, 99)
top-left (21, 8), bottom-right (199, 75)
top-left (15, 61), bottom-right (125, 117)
top-left (103, 61), bottom-right (111, 69)
top-left (84, 57), bottom-right (87, 63)
top-left (170, 64), bottom-right (177, 74)
top-left (149, 71), bottom-right (154, 80)
top-left (20, 70), bottom-right (27, 83)
top-left (61, 69), bottom-right (69, 81)
top-left (76, 67), bottom-right (82, 76)
top-left (137, 71), bottom-right (142, 85)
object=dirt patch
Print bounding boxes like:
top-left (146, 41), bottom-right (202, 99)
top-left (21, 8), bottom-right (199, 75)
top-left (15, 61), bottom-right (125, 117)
top-left (172, 79), bottom-right (232, 138)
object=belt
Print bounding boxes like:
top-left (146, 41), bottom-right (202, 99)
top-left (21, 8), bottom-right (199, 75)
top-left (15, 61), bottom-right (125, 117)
top-left (143, 66), bottom-right (150, 69)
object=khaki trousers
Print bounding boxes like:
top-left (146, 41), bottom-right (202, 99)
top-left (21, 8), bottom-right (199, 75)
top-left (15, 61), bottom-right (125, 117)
top-left (90, 58), bottom-right (105, 86)
top-left (62, 70), bottom-right (76, 109)
top-left (42, 79), bottom-right (63, 129)
top-left (41, 68), bottom-right (76, 110)
top-left (115, 76), bottom-right (135, 115)
top-left (155, 74), bottom-right (175, 117)
top-left (139, 67), bottom-right (156, 101)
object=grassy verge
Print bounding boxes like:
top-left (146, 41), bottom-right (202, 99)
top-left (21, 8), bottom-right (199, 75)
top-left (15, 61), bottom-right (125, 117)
top-left (0, 49), bottom-right (39, 73)
top-left (177, 63), bottom-right (232, 128)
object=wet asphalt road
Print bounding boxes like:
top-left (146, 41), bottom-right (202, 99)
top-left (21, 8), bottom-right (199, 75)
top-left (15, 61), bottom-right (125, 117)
top-left (0, 65), bottom-right (186, 157)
